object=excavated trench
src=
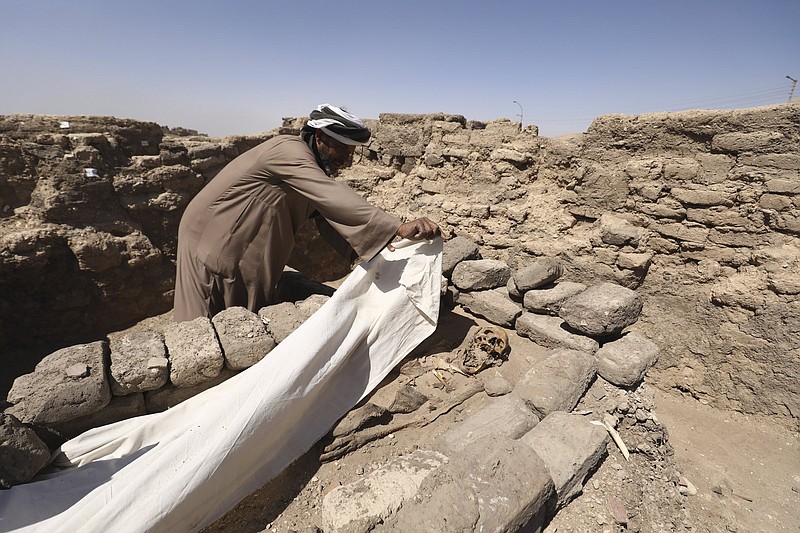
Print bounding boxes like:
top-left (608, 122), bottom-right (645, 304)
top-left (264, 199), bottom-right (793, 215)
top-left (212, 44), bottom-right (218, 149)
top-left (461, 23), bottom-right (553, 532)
top-left (2, 105), bottom-right (799, 531)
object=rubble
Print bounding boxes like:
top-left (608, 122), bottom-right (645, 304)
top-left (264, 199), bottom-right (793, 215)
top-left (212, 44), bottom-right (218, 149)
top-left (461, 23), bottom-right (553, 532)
top-left (2, 103), bottom-right (799, 531)
top-left (0, 413), bottom-right (50, 489)
top-left (1, 232), bottom-right (674, 532)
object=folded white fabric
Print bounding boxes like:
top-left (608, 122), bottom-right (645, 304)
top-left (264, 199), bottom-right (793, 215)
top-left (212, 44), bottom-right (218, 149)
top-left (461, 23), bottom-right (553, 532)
top-left (0, 238), bottom-right (442, 533)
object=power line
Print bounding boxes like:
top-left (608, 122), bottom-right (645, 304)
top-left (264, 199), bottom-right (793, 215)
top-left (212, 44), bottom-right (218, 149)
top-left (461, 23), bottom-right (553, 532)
top-left (642, 86), bottom-right (790, 113)
top-left (532, 82), bottom-right (795, 124)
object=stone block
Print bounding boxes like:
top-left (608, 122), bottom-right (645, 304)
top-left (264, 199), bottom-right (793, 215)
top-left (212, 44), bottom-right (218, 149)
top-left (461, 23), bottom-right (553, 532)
top-left (295, 293), bottom-right (330, 318)
top-left (257, 293), bottom-right (329, 345)
top-left (765, 178), bottom-right (800, 194)
top-left (670, 187), bottom-right (732, 207)
top-left (144, 369), bottom-right (238, 413)
top-left (442, 235), bottom-right (480, 277)
top-left (435, 394), bottom-right (539, 454)
top-left (320, 449), bottom-right (448, 533)
top-left (513, 349), bottom-right (597, 418)
top-left (599, 214), bottom-right (642, 247)
top-left (7, 341), bottom-right (111, 425)
top-left (375, 436), bottom-right (556, 533)
top-left (0, 413), bottom-right (51, 488)
top-left (652, 222), bottom-right (709, 243)
top-left (663, 157), bottom-right (700, 180)
top-left (515, 312), bottom-right (599, 353)
top-left (186, 141), bottom-right (221, 159)
top-left (452, 259), bottom-right (511, 291)
top-left (520, 412), bottom-right (610, 508)
top-left (481, 370), bottom-right (513, 397)
top-left (769, 272), bottom-right (800, 295)
top-left (686, 208), bottom-right (760, 230)
top-left (523, 282), bottom-right (587, 315)
top-left (508, 258), bottom-right (564, 296)
top-left (710, 271), bottom-right (767, 310)
top-left (53, 392), bottom-right (147, 438)
top-left (559, 283), bottom-right (643, 337)
top-left (490, 147), bottom-right (529, 164)
top-left (741, 153), bottom-right (800, 170)
top-left (369, 383), bottom-right (429, 415)
top-left (455, 288), bottom-right (522, 327)
top-left (190, 155), bottom-right (226, 172)
top-left (258, 302), bottom-right (299, 343)
top-left (164, 317), bottom-right (223, 388)
top-left (711, 131), bottom-right (786, 153)
top-left (639, 202), bottom-right (686, 220)
top-left (109, 330), bottom-right (169, 395)
top-left (212, 306), bottom-right (276, 370)
top-left (616, 252), bottom-right (653, 272)
top-left (760, 193), bottom-right (793, 211)
top-left (596, 331), bottom-right (661, 387)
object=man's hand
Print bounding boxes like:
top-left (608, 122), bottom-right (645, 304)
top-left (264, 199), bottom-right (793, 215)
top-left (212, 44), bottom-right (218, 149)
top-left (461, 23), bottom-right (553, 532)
top-left (388, 217), bottom-right (442, 251)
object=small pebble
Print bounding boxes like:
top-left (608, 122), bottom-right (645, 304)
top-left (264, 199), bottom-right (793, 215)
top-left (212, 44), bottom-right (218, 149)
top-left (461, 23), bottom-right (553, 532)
top-left (677, 476), bottom-right (698, 496)
top-left (65, 363), bottom-right (90, 378)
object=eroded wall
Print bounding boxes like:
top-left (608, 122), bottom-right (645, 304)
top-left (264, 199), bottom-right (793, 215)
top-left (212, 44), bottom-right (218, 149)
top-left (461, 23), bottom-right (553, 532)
top-left (1, 104), bottom-right (797, 420)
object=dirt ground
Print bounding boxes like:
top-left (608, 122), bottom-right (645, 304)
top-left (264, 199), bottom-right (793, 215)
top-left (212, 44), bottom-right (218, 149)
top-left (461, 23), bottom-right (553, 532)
top-left (7, 299), bottom-right (797, 533)
top-left (201, 390), bottom-right (799, 533)
top-left (3, 283), bottom-right (797, 533)
top-left (539, 388), bottom-right (800, 533)
top-left (198, 306), bottom-right (800, 533)
top-left (654, 391), bottom-right (799, 533)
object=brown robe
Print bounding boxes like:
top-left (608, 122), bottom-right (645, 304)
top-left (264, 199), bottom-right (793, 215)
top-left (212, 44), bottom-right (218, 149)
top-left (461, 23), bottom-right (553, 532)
top-left (173, 135), bottom-right (401, 322)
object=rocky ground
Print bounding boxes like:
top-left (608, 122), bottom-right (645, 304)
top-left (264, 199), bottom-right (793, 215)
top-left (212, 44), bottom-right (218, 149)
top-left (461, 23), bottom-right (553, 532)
top-left (107, 305), bottom-right (800, 533)
top-left (3, 107), bottom-right (798, 531)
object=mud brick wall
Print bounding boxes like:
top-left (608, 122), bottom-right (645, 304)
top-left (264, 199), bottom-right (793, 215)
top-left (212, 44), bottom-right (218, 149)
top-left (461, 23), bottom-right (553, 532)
top-left (1, 103), bottom-right (798, 420)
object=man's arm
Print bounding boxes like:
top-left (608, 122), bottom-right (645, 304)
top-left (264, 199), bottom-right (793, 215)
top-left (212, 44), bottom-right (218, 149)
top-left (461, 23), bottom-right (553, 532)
top-left (260, 138), bottom-right (402, 261)
top-left (314, 214), bottom-right (357, 262)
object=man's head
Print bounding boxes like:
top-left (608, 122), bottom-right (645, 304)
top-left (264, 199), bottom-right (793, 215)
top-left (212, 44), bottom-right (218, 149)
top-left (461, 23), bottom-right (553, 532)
top-left (303, 104), bottom-right (370, 175)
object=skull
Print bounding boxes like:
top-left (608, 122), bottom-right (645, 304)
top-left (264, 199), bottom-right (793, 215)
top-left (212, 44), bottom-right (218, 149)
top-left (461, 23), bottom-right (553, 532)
top-left (460, 325), bottom-right (510, 374)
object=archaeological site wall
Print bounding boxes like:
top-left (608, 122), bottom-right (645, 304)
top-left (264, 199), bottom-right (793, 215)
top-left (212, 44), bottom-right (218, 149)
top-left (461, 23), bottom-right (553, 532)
top-left (1, 103), bottom-right (798, 421)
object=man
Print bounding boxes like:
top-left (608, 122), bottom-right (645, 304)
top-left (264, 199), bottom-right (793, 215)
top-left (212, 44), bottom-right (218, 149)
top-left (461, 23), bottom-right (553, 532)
top-left (173, 104), bottom-right (441, 322)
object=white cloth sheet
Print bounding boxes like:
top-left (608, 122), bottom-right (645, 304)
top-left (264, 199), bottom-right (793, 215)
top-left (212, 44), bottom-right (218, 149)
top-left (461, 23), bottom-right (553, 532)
top-left (0, 238), bottom-right (442, 532)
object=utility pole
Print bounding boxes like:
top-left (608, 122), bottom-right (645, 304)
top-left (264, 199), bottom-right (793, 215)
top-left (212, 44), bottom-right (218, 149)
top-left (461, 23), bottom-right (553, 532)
top-left (512, 100), bottom-right (523, 131)
top-left (787, 76), bottom-right (798, 102)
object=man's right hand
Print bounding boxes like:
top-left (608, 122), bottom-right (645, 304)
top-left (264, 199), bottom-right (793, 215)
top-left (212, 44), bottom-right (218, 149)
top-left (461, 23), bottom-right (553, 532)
top-left (396, 217), bottom-right (442, 241)
top-left (388, 217), bottom-right (442, 251)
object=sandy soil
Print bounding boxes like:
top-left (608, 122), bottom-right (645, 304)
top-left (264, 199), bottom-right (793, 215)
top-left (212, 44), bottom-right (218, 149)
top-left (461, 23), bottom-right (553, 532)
top-left (655, 391), bottom-right (799, 533)
top-left (7, 306), bottom-right (797, 533)
top-left (201, 387), bottom-right (799, 533)
top-left (200, 307), bottom-right (800, 533)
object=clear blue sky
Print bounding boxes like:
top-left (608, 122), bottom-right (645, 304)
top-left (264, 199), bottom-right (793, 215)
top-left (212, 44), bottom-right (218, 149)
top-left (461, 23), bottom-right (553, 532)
top-left (2, 1), bottom-right (797, 138)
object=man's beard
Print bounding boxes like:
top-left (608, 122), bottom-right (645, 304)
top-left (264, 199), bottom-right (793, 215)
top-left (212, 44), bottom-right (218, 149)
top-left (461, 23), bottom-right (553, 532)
top-left (317, 150), bottom-right (338, 176)
top-left (318, 150), bottom-right (350, 177)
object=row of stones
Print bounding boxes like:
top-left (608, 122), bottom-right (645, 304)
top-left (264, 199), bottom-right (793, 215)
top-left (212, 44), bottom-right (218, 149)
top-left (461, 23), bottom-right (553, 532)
top-left (317, 235), bottom-right (670, 531)
top-left (443, 235), bottom-right (661, 388)
top-left (320, 350), bottom-right (612, 532)
top-left (4, 294), bottom-right (330, 439)
top-left (1, 234), bottom-right (655, 490)
top-left (0, 293), bottom-right (329, 488)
